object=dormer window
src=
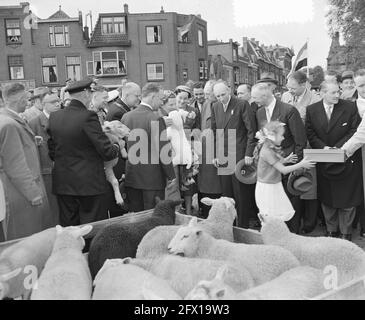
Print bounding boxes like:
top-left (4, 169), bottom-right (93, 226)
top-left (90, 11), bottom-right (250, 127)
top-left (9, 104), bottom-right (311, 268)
top-left (101, 17), bottom-right (125, 34)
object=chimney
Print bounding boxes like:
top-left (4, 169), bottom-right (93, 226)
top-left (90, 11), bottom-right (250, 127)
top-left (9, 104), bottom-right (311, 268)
top-left (229, 38), bottom-right (233, 43)
top-left (78, 10), bottom-right (83, 26)
top-left (83, 26), bottom-right (89, 41)
top-left (124, 3), bottom-right (129, 13)
top-left (250, 38), bottom-right (255, 42)
top-left (197, 14), bottom-right (201, 18)
top-left (160, 6), bottom-right (164, 13)
top-left (242, 37), bottom-right (248, 54)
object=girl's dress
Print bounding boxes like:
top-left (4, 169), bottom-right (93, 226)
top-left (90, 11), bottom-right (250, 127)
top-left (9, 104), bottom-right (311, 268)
top-left (255, 141), bottom-right (295, 222)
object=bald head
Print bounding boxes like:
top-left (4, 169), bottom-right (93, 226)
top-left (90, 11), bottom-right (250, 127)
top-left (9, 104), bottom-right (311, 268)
top-left (120, 82), bottom-right (141, 108)
top-left (213, 82), bottom-right (231, 105)
top-left (251, 83), bottom-right (274, 107)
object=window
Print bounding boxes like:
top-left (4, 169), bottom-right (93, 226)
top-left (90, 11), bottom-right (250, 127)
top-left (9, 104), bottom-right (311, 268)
top-left (66, 56), bottom-right (81, 81)
top-left (42, 57), bottom-right (58, 84)
top-left (49, 25), bottom-right (69, 47)
top-left (8, 56), bottom-right (24, 80)
top-left (146, 26), bottom-right (162, 44)
top-left (183, 68), bottom-right (188, 82)
top-left (87, 51), bottom-right (127, 76)
top-left (234, 67), bottom-right (240, 84)
top-left (199, 60), bottom-right (208, 80)
top-left (233, 48), bottom-right (238, 62)
top-left (198, 29), bottom-right (203, 47)
top-left (5, 19), bottom-right (21, 44)
top-left (146, 63), bottom-right (164, 81)
top-left (101, 17), bottom-right (125, 34)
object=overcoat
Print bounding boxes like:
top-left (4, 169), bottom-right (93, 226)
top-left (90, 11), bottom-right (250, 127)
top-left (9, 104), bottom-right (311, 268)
top-left (0, 108), bottom-right (50, 240)
top-left (306, 99), bottom-right (362, 208)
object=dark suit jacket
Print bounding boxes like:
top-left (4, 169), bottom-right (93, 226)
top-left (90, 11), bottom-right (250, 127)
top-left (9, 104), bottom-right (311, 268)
top-left (256, 100), bottom-right (307, 159)
top-left (211, 96), bottom-right (257, 173)
top-left (192, 100), bottom-right (203, 130)
top-left (306, 99), bottom-right (362, 208)
top-left (48, 99), bottom-right (119, 196)
top-left (121, 104), bottom-right (175, 191)
top-left (106, 98), bottom-right (131, 122)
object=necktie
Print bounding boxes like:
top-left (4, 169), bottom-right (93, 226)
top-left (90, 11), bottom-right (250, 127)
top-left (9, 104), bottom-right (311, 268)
top-left (293, 95), bottom-right (299, 106)
top-left (326, 105), bottom-right (333, 122)
top-left (265, 107), bottom-right (271, 122)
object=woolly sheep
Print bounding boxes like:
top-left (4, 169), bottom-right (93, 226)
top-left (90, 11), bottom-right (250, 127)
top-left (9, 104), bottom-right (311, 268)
top-left (259, 214), bottom-right (365, 286)
top-left (31, 225), bottom-right (93, 300)
top-left (168, 217), bottom-right (300, 286)
top-left (136, 197), bottom-right (237, 259)
top-left (92, 259), bottom-right (181, 300)
top-left (0, 227), bottom-right (57, 300)
top-left (186, 266), bottom-right (328, 300)
top-left (88, 198), bottom-right (182, 279)
top-left (123, 255), bottom-right (254, 298)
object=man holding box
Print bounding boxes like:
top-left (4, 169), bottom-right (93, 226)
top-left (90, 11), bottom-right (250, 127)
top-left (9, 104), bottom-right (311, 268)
top-left (306, 81), bottom-right (362, 241)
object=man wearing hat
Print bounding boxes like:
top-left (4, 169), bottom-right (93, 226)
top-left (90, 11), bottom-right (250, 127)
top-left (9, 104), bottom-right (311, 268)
top-left (256, 72), bottom-right (279, 93)
top-left (48, 78), bottom-right (121, 227)
top-left (306, 81), bottom-right (362, 240)
top-left (340, 71), bottom-right (357, 101)
top-left (21, 87), bottom-right (49, 123)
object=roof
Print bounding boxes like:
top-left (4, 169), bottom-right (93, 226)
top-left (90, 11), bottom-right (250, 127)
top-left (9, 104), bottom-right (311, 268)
top-left (48, 9), bottom-right (70, 20)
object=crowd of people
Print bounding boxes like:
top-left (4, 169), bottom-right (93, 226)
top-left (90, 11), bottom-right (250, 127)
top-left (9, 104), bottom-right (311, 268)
top-left (1, 68), bottom-right (365, 244)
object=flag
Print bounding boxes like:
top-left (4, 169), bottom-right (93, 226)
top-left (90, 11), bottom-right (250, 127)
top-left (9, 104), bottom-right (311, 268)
top-left (177, 16), bottom-right (195, 42)
top-left (292, 42), bottom-right (308, 72)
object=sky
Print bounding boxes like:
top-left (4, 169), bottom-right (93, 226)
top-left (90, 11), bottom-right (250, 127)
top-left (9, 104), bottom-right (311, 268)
top-left (4, 0), bottom-right (333, 68)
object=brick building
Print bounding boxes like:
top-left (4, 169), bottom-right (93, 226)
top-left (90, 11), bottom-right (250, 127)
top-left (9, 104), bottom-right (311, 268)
top-left (86, 4), bottom-right (208, 89)
top-left (264, 44), bottom-right (294, 83)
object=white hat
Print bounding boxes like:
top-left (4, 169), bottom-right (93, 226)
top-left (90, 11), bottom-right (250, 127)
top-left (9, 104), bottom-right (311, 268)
top-left (107, 90), bottom-right (119, 102)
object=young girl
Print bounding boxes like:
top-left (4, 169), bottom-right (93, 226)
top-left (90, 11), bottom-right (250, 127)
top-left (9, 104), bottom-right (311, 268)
top-left (255, 121), bottom-right (315, 222)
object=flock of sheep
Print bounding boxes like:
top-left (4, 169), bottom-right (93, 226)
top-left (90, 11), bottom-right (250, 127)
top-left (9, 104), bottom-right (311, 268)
top-left (1, 197), bottom-right (365, 300)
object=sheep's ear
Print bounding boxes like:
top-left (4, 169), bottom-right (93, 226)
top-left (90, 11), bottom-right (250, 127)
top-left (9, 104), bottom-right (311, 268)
top-left (201, 198), bottom-right (214, 207)
top-left (216, 288), bottom-right (227, 299)
top-left (56, 225), bottom-right (63, 235)
top-left (78, 225), bottom-right (93, 237)
top-left (188, 217), bottom-right (198, 227)
top-left (215, 265), bottom-right (229, 281)
top-left (0, 268), bottom-right (22, 282)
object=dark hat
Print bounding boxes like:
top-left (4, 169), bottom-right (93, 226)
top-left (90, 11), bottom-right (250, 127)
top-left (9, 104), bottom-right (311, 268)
top-left (235, 160), bottom-right (257, 185)
top-left (30, 87), bottom-right (49, 100)
top-left (65, 78), bottom-right (95, 94)
top-left (320, 161), bottom-right (353, 181)
top-left (287, 169), bottom-right (313, 196)
top-left (256, 72), bottom-right (278, 85)
top-left (341, 71), bottom-right (354, 82)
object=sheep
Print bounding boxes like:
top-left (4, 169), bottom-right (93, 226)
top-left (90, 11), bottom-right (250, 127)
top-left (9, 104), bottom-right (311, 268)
top-left (102, 121), bottom-right (130, 206)
top-left (136, 197), bottom-right (237, 259)
top-left (0, 227), bottom-right (57, 300)
top-left (167, 217), bottom-right (301, 286)
top-left (88, 198), bottom-right (182, 279)
top-left (123, 255), bottom-right (254, 298)
top-left (92, 259), bottom-right (181, 300)
top-left (31, 225), bottom-right (93, 300)
top-left (259, 214), bottom-right (365, 286)
top-left (185, 266), bottom-right (328, 300)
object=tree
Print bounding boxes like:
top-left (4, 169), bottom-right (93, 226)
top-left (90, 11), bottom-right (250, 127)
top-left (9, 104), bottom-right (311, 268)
top-left (311, 66), bottom-right (325, 89)
top-left (327, 0), bottom-right (365, 70)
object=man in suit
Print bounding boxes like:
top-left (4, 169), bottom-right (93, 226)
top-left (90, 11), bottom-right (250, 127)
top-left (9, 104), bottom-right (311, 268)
top-left (192, 82), bottom-right (205, 130)
top-left (282, 71), bottom-right (322, 234)
top-left (306, 81), bottom-right (362, 241)
top-left (28, 93), bottom-right (61, 228)
top-left (48, 78), bottom-right (120, 227)
top-left (20, 87), bottom-right (49, 123)
top-left (106, 82), bottom-right (141, 122)
top-left (121, 83), bottom-right (175, 212)
top-left (252, 83), bottom-right (307, 233)
top-left (0, 83), bottom-right (50, 241)
top-left (211, 82), bottom-right (257, 229)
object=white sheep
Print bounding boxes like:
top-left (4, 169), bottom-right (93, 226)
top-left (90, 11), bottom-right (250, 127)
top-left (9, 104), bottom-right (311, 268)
top-left (259, 214), bottom-right (365, 286)
top-left (186, 266), bottom-right (328, 300)
top-left (31, 225), bottom-right (93, 300)
top-left (136, 197), bottom-right (237, 259)
top-left (123, 255), bottom-right (254, 298)
top-left (0, 227), bottom-right (57, 300)
top-left (92, 259), bottom-right (182, 300)
top-left (168, 217), bottom-right (300, 286)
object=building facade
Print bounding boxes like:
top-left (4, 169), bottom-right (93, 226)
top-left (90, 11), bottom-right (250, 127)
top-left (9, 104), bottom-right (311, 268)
top-left (86, 4), bottom-right (208, 89)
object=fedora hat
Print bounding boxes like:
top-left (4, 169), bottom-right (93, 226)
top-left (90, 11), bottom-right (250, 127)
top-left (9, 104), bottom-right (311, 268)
top-left (320, 161), bottom-right (353, 181)
top-left (287, 169), bottom-right (313, 196)
top-left (256, 72), bottom-right (278, 85)
top-left (235, 160), bottom-right (257, 185)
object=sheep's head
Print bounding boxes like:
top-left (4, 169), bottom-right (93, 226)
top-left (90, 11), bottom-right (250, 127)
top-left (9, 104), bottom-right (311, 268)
top-left (103, 121), bottom-right (130, 140)
top-left (167, 217), bottom-right (203, 257)
top-left (153, 198), bottom-right (183, 222)
top-left (0, 268), bottom-right (22, 300)
top-left (185, 266), bottom-right (236, 300)
top-left (94, 259), bottom-right (125, 286)
top-left (202, 197), bottom-right (237, 223)
top-left (259, 214), bottom-right (290, 242)
top-left (56, 225), bottom-right (93, 250)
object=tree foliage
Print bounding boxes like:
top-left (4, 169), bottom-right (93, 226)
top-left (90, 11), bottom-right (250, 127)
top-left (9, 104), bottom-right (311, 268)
top-left (327, 0), bottom-right (365, 70)
top-left (311, 66), bottom-right (325, 89)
